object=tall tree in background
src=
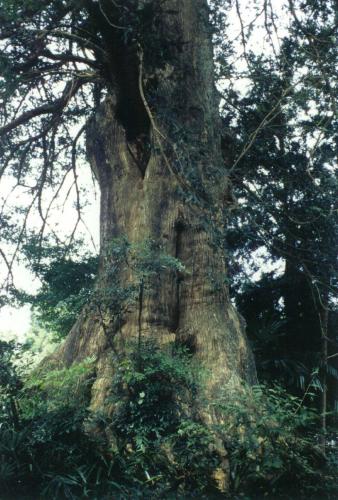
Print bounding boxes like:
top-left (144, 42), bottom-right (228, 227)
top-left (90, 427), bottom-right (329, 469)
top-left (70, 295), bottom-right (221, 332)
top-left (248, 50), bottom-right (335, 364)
top-left (224, 0), bottom-right (338, 419)
top-left (0, 0), bottom-right (256, 418)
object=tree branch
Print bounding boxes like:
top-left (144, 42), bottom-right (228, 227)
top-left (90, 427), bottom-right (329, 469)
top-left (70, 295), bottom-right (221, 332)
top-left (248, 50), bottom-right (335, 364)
top-left (0, 77), bottom-right (91, 137)
top-left (41, 49), bottom-right (100, 69)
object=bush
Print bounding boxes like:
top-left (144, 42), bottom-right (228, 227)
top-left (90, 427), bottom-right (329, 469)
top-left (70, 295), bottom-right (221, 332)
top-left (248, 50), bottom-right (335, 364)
top-left (107, 341), bottom-right (221, 496)
top-left (0, 350), bottom-right (111, 499)
top-left (0, 339), bottom-right (337, 499)
top-left (0, 340), bottom-right (220, 498)
top-left (215, 384), bottom-right (335, 498)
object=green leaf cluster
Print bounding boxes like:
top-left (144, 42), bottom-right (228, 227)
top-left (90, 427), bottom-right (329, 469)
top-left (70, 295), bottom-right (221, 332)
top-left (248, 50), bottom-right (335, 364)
top-left (1, 340), bottom-right (337, 498)
top-left (215, 384), bottom-right (336, 498)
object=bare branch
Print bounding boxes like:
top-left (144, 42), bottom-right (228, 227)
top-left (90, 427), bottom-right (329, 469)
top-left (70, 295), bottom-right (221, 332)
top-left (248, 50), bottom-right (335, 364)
top-left (0, 77), bottom-right (91, 137)
top-left (41, 48), bottom-right (100, 69)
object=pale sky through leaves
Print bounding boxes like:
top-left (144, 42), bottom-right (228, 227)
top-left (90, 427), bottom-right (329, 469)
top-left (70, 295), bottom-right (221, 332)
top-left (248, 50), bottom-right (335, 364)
top-left (0, 0), bottom-right (294, 338)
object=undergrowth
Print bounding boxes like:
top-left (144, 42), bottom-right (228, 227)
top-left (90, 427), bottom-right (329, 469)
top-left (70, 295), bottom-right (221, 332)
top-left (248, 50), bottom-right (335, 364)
top-left (0, 339), bottom-right (337, 499)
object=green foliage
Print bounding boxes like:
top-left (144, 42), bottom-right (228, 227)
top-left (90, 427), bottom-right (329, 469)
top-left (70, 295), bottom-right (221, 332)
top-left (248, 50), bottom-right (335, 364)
top-left (108, 341), bottom-right (220, 495)
top-left (11, 238), bottom-right (99, 341)
top-left (102, 236), bottom-right (185, 280)
top-left (0, 340), bottom-right (23, 429)
top-left (215, 384), bottom-right (335, 498)
top-left (0, 339), bottom-right (22, 396)
top-left (1, 340), bottom-right (337, 498)
top-left (26, 252), bottom-right (98, 340)
top-left (22, 358), bottom-right (95, 417)
top-left (15, 236), bottom-right (184, 351)
top-left (0, 344), bottom-right (115, 499)
top-left (225, 17), bottom-right (338, 400)
top-left (0, 340), bottom-right (220, 498)
top-left (87, 237), bottom-right (186, 348)
top-left (24, 314), bottom-right (58, 363)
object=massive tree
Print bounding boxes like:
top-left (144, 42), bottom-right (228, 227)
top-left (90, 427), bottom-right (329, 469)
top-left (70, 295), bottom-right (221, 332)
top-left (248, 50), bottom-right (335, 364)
top-left (0, 0), bottom-right (256, 417)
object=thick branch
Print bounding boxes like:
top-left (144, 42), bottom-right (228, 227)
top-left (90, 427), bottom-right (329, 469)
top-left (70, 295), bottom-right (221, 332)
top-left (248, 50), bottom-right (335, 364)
top-left (0, 77), bottom-right (92, 137)
top-left (41, 49), bottom-right (100, 69)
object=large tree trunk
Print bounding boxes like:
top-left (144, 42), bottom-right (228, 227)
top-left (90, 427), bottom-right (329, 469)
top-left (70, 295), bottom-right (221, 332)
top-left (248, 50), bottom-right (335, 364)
top-left (52, 0), bottom-right (255, 414)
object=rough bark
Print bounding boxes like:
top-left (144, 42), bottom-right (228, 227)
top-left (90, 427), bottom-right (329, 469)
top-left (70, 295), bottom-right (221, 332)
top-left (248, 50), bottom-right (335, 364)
top-left (51, 0), bottom-right (256, 416)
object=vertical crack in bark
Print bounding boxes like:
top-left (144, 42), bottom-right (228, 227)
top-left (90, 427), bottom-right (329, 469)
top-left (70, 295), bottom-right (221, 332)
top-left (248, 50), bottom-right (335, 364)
top-left (126, 134), bottom-right (151, 178)
top-left (172, 221), bottom-right (184, 332)
top-left (114, 43), bottom-right (151, 177)
top-left (138, 278), bottom-right (144, 355)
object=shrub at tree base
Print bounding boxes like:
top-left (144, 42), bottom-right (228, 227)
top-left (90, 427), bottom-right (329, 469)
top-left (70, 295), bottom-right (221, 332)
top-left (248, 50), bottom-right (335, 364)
top-left (215, 385), bottom-right (337, 498)
top-left (0, 340), bottom-right (337, 499)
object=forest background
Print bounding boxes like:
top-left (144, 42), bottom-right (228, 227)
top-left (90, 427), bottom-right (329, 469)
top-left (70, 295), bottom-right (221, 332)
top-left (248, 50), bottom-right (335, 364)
top-left (0, 0), bottom-right (337, 498)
